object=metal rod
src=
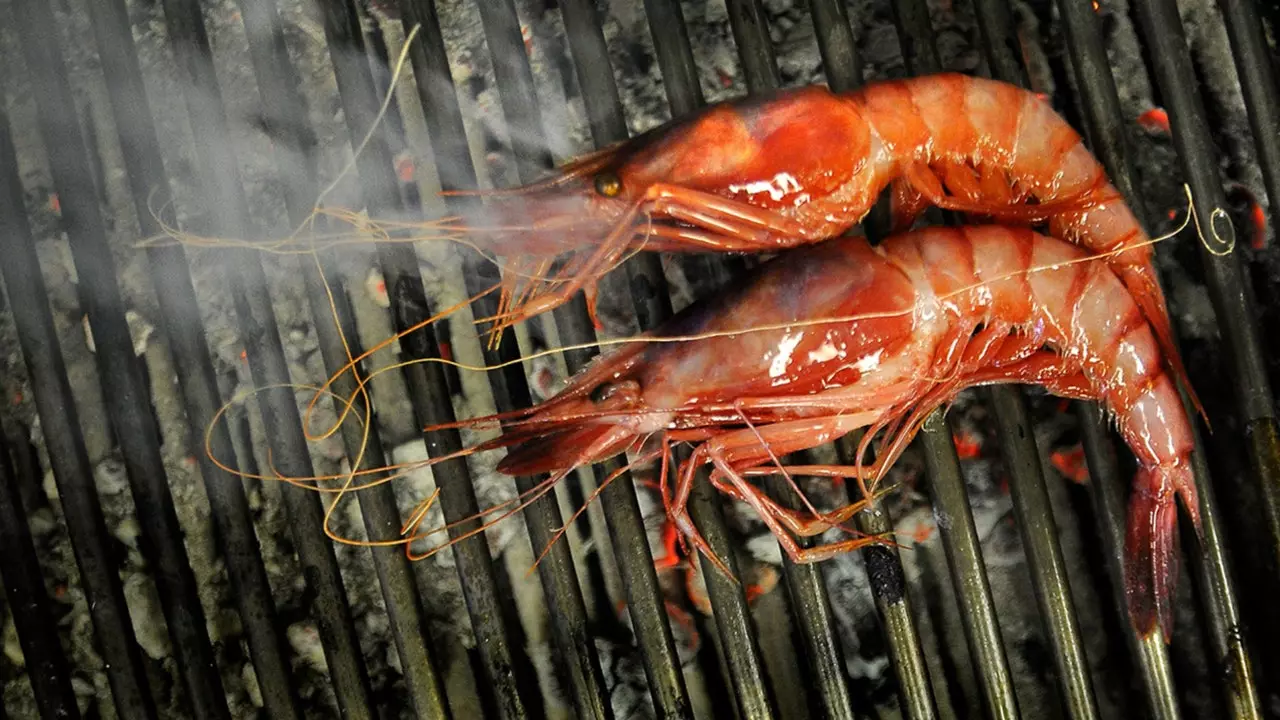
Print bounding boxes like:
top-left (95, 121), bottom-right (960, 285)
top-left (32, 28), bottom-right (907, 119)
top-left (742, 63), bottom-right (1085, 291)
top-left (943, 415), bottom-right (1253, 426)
top-left (0, 431), bottom-right (82, 720)
top-left (806, 0), bottom-right (862, 93)
top-left (314, 2), bottom-right (547, 717)
top-left (1077, 404), bottom-right (1182, 719)
top-left (806, 17), bottom-right (940, 716)
top-left (639, 0), bottom-right (705, 116)
top-left (10, 2), bottom-right (231, 717)
top-left (154, 0), bottom-right (379, 715)
top-left (948, 0), bottom-right (1109, 713)
top-left (987, 389), bottom-right (1100, 719)
top-left (809, 14), bottom-right (940, 717)
top-left (688, 467), bottom-right (779, 720)
top-left (881, 2), bottom-right (1021, 715)
top-left (307, 251), bottom-right (454, 719)
top-left (1125, 0), bottom-right (1269, 714)
top-left (1213, 0), bottom-right (1280, 637)
top-left (916, 414), bottom-right (1019, 718)
top-left (0, 100), bottom-right (158, 720)
top-left (394, 4), bottom-right (589, 717)
top-left (1215, 0), bottom-right (1280, 243)
top-left (1050, 0), bottom-right (1189, 712)
top-left (725, 0), bottom-right (782, 92)
top-left (853, 508), bottom-right (940, 720)
top-left (233, 1), bottom-right (454, 715)
top-left (764, 470), bottom-right (859, 720)
top-left (81, 0), bottom-right (304, 715)
top-left (715, 5), bottom-right (860, 716)
top-left (459, 2), bottom-right (619, 717)
top-left (625, 2), bottom-right (790, 714)
top-left (557, 1), bottom-right (697, 716)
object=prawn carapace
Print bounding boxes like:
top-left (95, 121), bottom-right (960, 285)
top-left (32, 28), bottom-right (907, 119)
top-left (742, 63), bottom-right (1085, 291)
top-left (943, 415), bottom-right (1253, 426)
top-left (443, 73), bottom-right (1205, 425)
top-left (435, 225), bottom-right (1202, 642)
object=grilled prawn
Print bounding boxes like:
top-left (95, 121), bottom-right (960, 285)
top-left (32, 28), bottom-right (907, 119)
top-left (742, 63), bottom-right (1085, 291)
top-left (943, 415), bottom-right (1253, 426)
top-left (450, 225), bottom-right (1201, 641)
top-left (444, 72), bottom-right (1203, 421)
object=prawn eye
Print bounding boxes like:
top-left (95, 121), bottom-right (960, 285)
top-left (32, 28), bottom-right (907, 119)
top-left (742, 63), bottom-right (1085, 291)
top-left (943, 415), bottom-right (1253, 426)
top-left (594, 172), bottom-right (622, 198)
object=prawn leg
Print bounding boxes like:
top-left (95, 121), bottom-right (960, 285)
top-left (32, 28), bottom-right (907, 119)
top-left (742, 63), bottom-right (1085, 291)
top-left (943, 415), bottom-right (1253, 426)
top-left (708, 448), bottom-right (890, 564)
top-left (667, 411), bottom-right (887, 576)
top-left (903, 160), bottom-right (1109, 222)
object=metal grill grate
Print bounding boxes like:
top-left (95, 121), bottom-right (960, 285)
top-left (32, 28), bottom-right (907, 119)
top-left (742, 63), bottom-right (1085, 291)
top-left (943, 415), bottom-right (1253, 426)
top-left (0, 0), bottom-right (1277, 718)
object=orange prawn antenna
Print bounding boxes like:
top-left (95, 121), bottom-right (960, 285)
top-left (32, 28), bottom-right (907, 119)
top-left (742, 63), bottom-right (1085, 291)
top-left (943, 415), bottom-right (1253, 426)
top-left (525, 447), bottom-right (663, 576)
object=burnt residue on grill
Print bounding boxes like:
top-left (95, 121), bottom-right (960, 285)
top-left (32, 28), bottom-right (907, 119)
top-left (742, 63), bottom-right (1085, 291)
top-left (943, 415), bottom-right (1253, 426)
top-left (1, 0), bottom-right (1278, 718)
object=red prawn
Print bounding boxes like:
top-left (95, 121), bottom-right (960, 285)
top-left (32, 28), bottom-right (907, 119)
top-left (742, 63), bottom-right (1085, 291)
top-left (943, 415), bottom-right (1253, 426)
top-left (437, 73), bottom-right (1203, 425)
top-left (435, 225), bottom-right (1201, 641)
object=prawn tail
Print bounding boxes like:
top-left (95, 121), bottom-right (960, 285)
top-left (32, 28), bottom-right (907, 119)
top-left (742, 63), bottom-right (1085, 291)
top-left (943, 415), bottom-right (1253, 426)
top-left (1124, 463), bottom-right (1200, 642)
top-left (1120, 263), bottom-right (1210, 430)
top-left (496, 423), bottom-right (637, 477)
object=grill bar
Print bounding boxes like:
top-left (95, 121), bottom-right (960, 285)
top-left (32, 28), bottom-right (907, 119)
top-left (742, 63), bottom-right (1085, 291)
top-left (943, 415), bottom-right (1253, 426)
top-left (764, 475), bottom-right (859, 720)
top-left (615, 0), bottom-right (783, 713)
top-left (390, 2), bottom-right (577, 717)
top-left (638, 0), bottom-right (704, 117)
top-left (962, 3), bottom-right (1108, 716)
top-left (1216, 0), bottom-right (1280, 250)
top-left (457, 2), bottom-right (620, 716)
top-left (1132, 0), bottom-right (1280, 504)
top-left (10, 1), bottom-right (232, 717)
top-left (720, 4), bottom-right (862, 716)
top-left (0, 60), bottom-right (159, 720)
top-left (233, 1), bottom-right (453, 715)
top-left (1077, 403), bottom-right (1181, 719)
top-left (1127, 0), bottom-right (1271, 714)
top-left (1052, 0), bottom-right (1186, 713)
top-left (853, 507), bottom-right (940, 720)
top-left (988, 390), bottom-right (1101, 719)
top-left (83, 0), bottom-right (305, 716)
top-left (0, 430), bottom-right (81, 720)
top-left (883, 3), bottom-right (1022, 716)
top-left (808, 11), bottom-right (942, 718)
top-left (305, 252), bottom-right (453, 718)
top-left (687, 473), bottom-right (779, 720)
top-left (556, 1), bottom-right (699, 716)
top-left (807, 0), bottom-right (861, 91)
top-left (1213, 0), bottom-right (1280, 652)
top-left (312, 2), bottom-right (545, 718)
top-left (726, 0), bottom-right (782, 92)
top-left (918, 414), bottom-right (1020, 718)
top-left (153, 0), bottom-right (380, 715)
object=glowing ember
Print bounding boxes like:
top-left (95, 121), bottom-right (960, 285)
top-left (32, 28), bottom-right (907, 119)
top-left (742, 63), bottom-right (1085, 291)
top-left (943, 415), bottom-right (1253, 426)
top-left (1050, 446), bottom-right (1090, 484)
top-left (953, 429), bottom-right (983, 459)
top-left (1137, 108), bottom-right (1171, 134)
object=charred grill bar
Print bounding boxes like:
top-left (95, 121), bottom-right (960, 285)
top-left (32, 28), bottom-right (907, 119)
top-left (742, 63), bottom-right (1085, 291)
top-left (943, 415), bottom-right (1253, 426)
top-left (0, 0), bottom-right (1277, 719)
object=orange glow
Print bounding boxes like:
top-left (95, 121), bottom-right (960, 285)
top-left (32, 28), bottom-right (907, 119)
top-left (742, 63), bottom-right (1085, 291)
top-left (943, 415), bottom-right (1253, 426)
top-left (1137, 108), bottom-right (1170, 134)
top-left (1250, 201), bottom-right (1267, 249)
top-left (1092, 0), bottom-right (1100, 11)
top-left (953, 429), bottom-right (982, 459)
top-left (1051, 446), bottom-right (1089, 484)
top-left (912, 521), bottom-right (935, 543)
top-left (395, 155), bottom-right (416, 183)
